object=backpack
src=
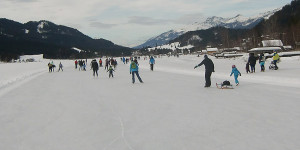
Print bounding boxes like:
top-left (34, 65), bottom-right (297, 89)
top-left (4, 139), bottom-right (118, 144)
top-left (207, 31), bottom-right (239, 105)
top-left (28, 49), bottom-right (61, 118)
top-left (131, 62), bottom-right (137, 69)
top-left (222, 80), bottom-right (231, 86)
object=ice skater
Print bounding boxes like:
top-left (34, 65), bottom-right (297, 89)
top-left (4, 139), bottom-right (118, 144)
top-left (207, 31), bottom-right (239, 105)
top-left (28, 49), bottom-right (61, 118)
top-left (130, 59), bottom-right (143, 84)
top-left (107, 65), bottom-right (115, 78)
top-left (194, 55), bottom-right (215, 87)
top-left (58, 62), bottom-right (63, 72)
top-left (149, 56), bottom-right (155, 71)
top-left (91, 59), bottom-right (99, 77)
top-left (230, 65), bottom-right (241, 86)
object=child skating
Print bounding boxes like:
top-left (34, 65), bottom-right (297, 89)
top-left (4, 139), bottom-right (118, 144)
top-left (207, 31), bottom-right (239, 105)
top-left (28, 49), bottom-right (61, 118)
top-left (230, 65), bottom-right (241, 86)
top-left (107, 65), bottom-right (115, 78)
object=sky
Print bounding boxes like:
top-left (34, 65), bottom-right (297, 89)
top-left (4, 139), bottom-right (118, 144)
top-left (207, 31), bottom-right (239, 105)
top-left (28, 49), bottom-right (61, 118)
top-left (0, 0), bottom-right (293, 47)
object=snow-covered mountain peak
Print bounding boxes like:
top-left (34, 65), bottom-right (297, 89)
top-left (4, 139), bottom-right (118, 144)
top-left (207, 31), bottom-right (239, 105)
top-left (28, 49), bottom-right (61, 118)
top-left (135, 8), bottom-right (281, 48)
top-left (37, 21), bottom-right (50, 33)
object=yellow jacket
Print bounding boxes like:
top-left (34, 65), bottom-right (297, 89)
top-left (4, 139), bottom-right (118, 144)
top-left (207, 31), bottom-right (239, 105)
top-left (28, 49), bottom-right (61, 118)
top-left (273, 53), bottom-right (280, 61)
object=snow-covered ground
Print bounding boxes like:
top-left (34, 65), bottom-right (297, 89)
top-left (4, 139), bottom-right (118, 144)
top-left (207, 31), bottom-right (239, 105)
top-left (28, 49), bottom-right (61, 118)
top-left (0, 54), bottom-right (300, 150)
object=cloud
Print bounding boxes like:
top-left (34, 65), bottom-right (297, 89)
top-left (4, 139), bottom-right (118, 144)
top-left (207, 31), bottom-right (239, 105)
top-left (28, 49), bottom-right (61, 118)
top-left (128, 16), bottom-right (172, 25)
top-left (174, 13), bottom-right (206, 24)
top-left (0, 0), bottom-right (291, 47)
top-left (6, 0), bottom-right (38, 2)
top-left (90, 21), bottom-right (118, 29)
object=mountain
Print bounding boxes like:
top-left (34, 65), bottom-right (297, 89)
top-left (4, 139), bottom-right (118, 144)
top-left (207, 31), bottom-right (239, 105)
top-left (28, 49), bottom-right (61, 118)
top-left (0, 19), bottom-right (132, 61)
top-left (154, 0), bottom-right (299, 53)
top-left (134, 8), bottom-right (281, 49)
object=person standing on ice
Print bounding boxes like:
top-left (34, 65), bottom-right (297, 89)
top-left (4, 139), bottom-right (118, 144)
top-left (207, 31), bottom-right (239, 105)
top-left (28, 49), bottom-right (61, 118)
top-left (107, 65), bottom-right (115, 78)
top-left (75, 60), bottom-right (78, 69)
top-left (91, 59), bottom-right (99, 77)
top-left (273, 51), bottom-right (280, 70)
top-left (58, 62), bottom-right (63, 72)
top-left (194, 55), bottom-right (215, 87)
top-left (230, 65), bottom-right (241, 86)
top-left (105, 58), bottom-right (109, 70)
top-left (122, 57), bottom-right (126, 64)
top-left (248, 53), bottom-right (257, 73)
top-left (99, 59), bottom-right (103, 67)
top-left (130, 59), bottom-right (143, 84)
top-left (259, 53), bottom-right (266, 72)
top-left (149, 56), bottom-right (155, 71)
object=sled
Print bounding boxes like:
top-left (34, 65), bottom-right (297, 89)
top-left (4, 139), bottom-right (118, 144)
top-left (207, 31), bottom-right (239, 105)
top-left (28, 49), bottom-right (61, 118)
top-left (216, 83), bottom-right (234, 89)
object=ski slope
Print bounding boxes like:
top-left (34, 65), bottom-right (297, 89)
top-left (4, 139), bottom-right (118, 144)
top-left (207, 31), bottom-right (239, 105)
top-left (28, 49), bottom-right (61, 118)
top-left (0, 55), bottom-right (300, 150)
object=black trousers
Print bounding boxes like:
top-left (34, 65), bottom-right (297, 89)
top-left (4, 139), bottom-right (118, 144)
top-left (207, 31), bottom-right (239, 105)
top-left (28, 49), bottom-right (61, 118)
top-left (93, 69), bottom-right (98, 76)
top-left (150, 64), bottom-right (154, 71)
top-left (205, 71), bottom-right (212, 87)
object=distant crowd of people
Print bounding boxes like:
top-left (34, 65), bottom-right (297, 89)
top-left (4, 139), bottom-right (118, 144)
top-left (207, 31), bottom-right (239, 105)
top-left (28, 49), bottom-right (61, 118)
top-left (47, 51), bottom-right (280, 87)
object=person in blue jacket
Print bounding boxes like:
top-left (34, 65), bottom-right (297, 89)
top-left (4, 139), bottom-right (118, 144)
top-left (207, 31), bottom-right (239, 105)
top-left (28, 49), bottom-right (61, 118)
top-left (230, 65), bottom-right (241, 86)
top-left (130, 59), bottom-right (143, 84)
top-left (149, 56), bottom-right (155, 71)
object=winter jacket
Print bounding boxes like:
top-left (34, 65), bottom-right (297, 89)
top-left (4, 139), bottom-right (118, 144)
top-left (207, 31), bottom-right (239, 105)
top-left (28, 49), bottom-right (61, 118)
top-left (273, 53), bottom-right (280, 61)
top-left (91, 60), bottom-right (99, 70)
top-left (130, 61), bottom-right (139, 72)
top-left (248, 55), bottom-right (257, 65)
top-left (230, 68), bottom-right (241, 76)
top-left (149, 57), bottom-right (155, 64)
top-left (259, 55), bottom-right (265, 63)
top-left (196, 57), bottom-right (215, 72)
top-left (108, 67), bottom-right (114, 72)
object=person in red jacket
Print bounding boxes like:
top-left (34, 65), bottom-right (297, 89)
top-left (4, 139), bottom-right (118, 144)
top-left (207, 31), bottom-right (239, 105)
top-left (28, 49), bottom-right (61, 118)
top-left (75, 60), bottom-right (78, 69)
top-left (99, 59), bottom-right (103, 67)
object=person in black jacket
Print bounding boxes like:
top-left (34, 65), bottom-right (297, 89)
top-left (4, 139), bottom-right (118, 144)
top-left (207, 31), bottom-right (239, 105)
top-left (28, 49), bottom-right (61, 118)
top-left (248, 53), bottom-right (257, 73)
top-left (194, 55), bottom-right (215, 87)
top-left (91, 59), bottom-right (99, 77)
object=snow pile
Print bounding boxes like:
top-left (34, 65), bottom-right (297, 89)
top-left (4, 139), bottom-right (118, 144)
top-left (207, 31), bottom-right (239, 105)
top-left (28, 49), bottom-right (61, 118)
top-left (19, 54), bottom-right (44, 62)
top-left (148, 42), bottom-right (194, 51)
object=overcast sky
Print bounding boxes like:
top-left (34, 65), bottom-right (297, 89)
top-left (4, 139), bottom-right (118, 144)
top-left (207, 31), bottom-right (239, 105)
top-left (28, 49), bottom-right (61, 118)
top-left (0, 0), bottom-right (292, 47)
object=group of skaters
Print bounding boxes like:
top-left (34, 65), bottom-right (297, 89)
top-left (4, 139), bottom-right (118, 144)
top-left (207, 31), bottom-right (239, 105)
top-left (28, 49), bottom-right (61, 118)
top-left (194, 51), bottom-right (280, 87)
top-left (48, 61), bottom-right (63, 72)
top-left (74, 60), bottom-right (87, 71)
top-left (246, 51), bottom-right (280, 73)
top-left (47, 51), bottom-right (280, 87)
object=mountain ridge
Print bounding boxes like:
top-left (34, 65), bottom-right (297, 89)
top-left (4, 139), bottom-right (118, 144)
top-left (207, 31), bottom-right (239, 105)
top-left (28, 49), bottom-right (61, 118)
top-left (0, 18), bottom-right (132, 60)
top-left (134, 8), bottom-right (281, 49)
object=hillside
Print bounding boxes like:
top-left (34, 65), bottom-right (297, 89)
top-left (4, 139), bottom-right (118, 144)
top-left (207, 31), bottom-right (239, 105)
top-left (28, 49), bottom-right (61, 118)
top-left (168, 0), bottom-right (300, 52)
top-left (0, 19), bottom-right (132, 61)
top-left (135, 8), bottom-right (281, 49)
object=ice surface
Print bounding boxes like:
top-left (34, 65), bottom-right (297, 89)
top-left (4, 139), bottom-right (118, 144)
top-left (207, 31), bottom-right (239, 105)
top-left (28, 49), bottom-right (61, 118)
top-left (0, 55), bottom-right (299, 150)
